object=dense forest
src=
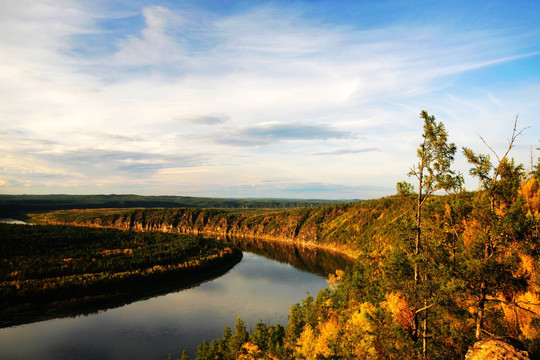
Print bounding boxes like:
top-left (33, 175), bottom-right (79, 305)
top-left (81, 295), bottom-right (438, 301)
top-left (28, 197), bottom-right (411, 259)
top-left (0, 194), bottom-right (346, 217)
top-left (0, 224), bottom-right (241, 327)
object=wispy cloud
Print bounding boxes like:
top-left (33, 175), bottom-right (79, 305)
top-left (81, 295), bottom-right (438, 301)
top-left (215, 123), bottom-right (352, 146)
top-left (0, 1), bottom-right (539, 197)
top-left (177, 115), bottom-right (227, 126)
top-left (38, 148), bottom-right (204, 175)
top-left (314, 148), bottom-right (379, 156)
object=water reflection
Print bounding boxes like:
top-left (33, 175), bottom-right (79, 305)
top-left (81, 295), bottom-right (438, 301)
top-left (0, 251), bottom-right (332, 360)
top-left (0, 220), bottom-right (355, 359)
top-left (0, 218), bottom-right (29, 225)
top-left (225, 236), bottom-right (353, 276)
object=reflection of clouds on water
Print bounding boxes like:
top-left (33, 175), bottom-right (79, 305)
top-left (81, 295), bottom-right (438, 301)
top-left (193, 280), bottom-right (226, 294)
top-left (0, 218), bottom-right (28, 224)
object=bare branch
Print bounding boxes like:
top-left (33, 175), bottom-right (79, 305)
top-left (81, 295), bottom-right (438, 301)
top-left (479, 134), bottom-right (501, 163)
top-left (514, 303), bottom-right (540, 318)
top-left (501, 115), bottom-right (528, 163)
top-left (415, 303), bottom-right (435, 314)
top-left (531, 146), bottom-right (535, 174)
top-left (486, 114), bottom-right (528, 187)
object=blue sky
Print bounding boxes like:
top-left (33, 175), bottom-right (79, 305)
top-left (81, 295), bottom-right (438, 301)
top-left (1, 0), bottom-right (539, 199)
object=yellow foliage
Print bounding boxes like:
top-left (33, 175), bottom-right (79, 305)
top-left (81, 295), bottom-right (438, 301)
top-left (383, 291), bottom-right (413, 331)
top-left (461, 218), bottom-right (487, 248)
top-left (520, 177), bottom-right (540, 213)
top-left (239, 342), bottom-right (262, 360)
top-left (343, 302), bottom-right (378, 358)
top-left (495, 203), bottom-right (507, 217)
top-left (316, 317), bottom-right (341, 358)
top-left (327, 269), bottom-right (345, 290)
top-left (516, 291), bottom-right (540, 340)
top-left (517, 254), bottom-right (537, 282)
top-left (444, 203), bottom-right (452, 220)
top-left (296, 325), bottom-right (318, 360)
top-left (296, 318), bottom-right (341, 360)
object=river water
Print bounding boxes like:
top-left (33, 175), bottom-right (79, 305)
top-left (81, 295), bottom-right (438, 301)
top-left (0, 238), bottom-right (351, 360)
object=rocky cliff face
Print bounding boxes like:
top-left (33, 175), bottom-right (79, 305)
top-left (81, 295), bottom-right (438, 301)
top-left (33, 197), bottom-right (413, 259)
top-left (465, 337), bottom-right (530, 360)
top-left (77, 208), bottom-right (320, 242)
top-left (43, 206), bottom-right (360, 257)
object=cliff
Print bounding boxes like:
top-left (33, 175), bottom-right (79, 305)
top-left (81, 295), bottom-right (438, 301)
top-left (29, 196), bottom-right (413, 259)
top-left (465, 338), bottom-right (530, 360)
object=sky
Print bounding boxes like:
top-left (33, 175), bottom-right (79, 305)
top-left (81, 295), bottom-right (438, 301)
top-left (1, 0), bottom-right (540, 199)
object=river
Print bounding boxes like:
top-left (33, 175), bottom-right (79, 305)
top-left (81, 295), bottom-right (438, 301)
top-left (0, 237), bottom-right (351, 360)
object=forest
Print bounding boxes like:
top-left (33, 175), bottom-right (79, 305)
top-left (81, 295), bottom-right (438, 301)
top-left (0, 194), bottom-right (344, 217)
top-left (8, 111), bottom-right (540, 359)
top-left (0, 224), bottom-right (242, 327)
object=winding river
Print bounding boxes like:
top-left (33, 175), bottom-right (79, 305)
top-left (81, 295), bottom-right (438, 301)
top-left (0, 237), bottom-right (351, 360)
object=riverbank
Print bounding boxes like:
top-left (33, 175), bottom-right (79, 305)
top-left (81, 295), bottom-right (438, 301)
top-left (28, 201), bottom-right (406, 260)
top-left (0, 223), bottom-right (242, 328)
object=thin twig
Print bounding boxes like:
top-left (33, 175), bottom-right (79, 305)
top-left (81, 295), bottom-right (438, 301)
top-left (479, 134), bottom-right (501, 164)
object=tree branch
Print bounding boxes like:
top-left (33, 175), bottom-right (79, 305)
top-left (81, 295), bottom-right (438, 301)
top-left (479, 134), bottom-right (501, 164)
top-left (415, 303), bottom-right (435, 314)
top-left (514, 303), bottom-right (540, 318)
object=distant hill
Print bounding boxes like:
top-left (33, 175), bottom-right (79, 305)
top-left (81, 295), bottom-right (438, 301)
top-left (0, 194), bottom-right (351, 217)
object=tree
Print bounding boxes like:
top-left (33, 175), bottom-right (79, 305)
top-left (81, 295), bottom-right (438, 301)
top-left (405, 110), bottom-right (462, 358)
top-left (195, 340), bottom-right (211, 360)
top-left (408, 110), bottom-right (463, 283)
top-left (462, 115), bottom-right (529, 340)
top-left (397, 181), bottom-right (414, 196)
top-left (250, 319), bottom-right (269, 353)
top-left (228, 317), bottom-right (249, 358)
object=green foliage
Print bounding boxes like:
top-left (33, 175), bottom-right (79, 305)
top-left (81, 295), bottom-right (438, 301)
top-left (0, 224), bottom-right (241, 327)
top-left (229, 317), bottom-right (249, 357)
top-left (408, 110), bottom-right (463, 197)
top-left (0, 194), bottom-right (347, 217)
top-left (396, 181), bottom-right (414, 196)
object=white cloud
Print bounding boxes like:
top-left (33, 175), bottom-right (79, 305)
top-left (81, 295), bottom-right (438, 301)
top-left (0, 2), bottom-right (539, 197)
top-left (113, 6), bottom-right (186, 67)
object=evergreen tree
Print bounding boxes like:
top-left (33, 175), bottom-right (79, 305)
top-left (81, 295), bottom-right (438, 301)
top-left (228, 317), bottom-right (249, 358)
top-left (407, 110), bottom-right (463, 283)
top-left (250, 319), bottom-right (269, 352)
top-left (219, 326), bottom-right (232, 359)
top-left (195, 340), bottom-right (211, 360)
top-left (405, 110), bottom-right (462, 358)
top-left (180, 350), bottom-right (191, 360)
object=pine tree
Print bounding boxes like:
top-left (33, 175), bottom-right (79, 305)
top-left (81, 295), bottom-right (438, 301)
top-left (228, 317), bottom-right (249, 358)
top-left (405, 110), bottom-right (462, 358)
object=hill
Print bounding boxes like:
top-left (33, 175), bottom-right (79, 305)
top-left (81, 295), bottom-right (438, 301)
top-left (28, 196), bottom-right (410, 259)
top-left (0, 194), bottom-right (347, 218)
